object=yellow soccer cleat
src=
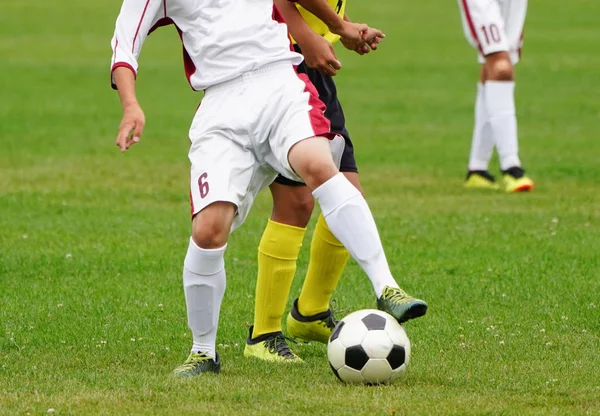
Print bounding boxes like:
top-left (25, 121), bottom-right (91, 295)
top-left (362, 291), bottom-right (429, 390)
top-left (377, 286), bottom-right (428, 324)
top-left (243, 326), bottom-right (303, 363)
top-left (172, 351), bottom-right (221, 377)
top-left (464, 170), bottom-right (500, 190)
top-left (502, 167), bottom-right (534, 193)
top-left (286, 299), bottom-right (338, 344)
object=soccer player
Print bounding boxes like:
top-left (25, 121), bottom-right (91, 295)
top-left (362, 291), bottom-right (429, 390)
top-left (244, 0), bottom-right (426, 363)
top-left (458, 0), bottom-right (534, 192)
top-left (110, 0), bottom-right (427, 377)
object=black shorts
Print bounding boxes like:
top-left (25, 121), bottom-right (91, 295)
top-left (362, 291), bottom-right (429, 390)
top-left (274, 45), bottom-right (357, 187)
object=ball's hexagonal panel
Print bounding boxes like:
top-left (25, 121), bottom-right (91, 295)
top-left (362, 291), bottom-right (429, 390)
top-left (329, 321), bottom-right (344, 342)
top-left (340, 309), bottom-right (382, 325)
top-left (361, 358), bottom-right (393, 384)
top-left (345, 345), bottom-right (370, 371)
top-left (327, 338), bottom-right (346, 370)
top-left (337, 319), bottom-right (368, 348)
top-left (361, 329), bottom-right (393, 359)
top-left (386, 344), bottom-right (406, 370)
top-left (361, 313), bottom-right (387, 331)
top-left (336, 366), bottom-right (364, 384)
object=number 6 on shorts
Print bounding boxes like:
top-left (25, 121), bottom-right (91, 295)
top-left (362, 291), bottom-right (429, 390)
top-left (198, 172), bottom-right (209, 199)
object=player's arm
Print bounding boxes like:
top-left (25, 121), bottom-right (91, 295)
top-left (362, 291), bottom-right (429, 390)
top-left (275, 0), bottom-right (341, 75)
top-left (110, 0), bottom-right (162, 151)
top-left (288, 0), bottom-right (367, 49)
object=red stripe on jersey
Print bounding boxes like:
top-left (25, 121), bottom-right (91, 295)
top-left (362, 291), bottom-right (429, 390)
top-left (297, 73), bottom-right (333, 140)
top-left (113, 38), bottom-right (118, 65)
top-left (111, 62), bottom-right (137, 77)
top-left (460, 0), bottom-right (484, 54)
top-left (148, 18), bottom-right (198, 90)
top-left (110, 62), bottom-right (137, 90)
top-left (132, 0), bottom-right (152, 53)
top-left (272, 5), bottom-right (295, 53)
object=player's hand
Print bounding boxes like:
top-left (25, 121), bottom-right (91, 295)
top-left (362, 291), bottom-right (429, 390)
top-left (343, 27), bottom-right (385, 55)
top-left (116, 102), bottom-right (145, 152)
top-left (333, 21), bottom-right (368, 51)
top-left (363, 27), bottom-right (385, 51)
top-left (301, 34), bottom-right (342, 76)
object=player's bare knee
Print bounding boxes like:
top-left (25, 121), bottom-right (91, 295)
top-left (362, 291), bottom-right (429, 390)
top-left (485, 55), bottom-right (514, 81)
top-left (269, 183), bottom-right (314, 227)
top-left (300, 159), bottom-right (338, 189)
top-left (192, 221), bottom-right (228, 249)
top-left (191, 202), bottom-right (235, 249)
top-left (273, 191), bottom-right (314, 226)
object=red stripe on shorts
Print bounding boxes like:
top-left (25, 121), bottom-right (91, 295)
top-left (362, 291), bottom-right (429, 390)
top-left (189, 190), bottom-right (195, 217)
top-left (461, 0), bottom-right (484, 54)
top-left (297, 73), bottom-right (334, 140)
top-left (518, 30), bottom-right (524, 59)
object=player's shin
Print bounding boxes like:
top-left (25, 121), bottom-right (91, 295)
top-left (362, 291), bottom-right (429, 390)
top-left (298, 213), bottom-right (349, 316)
top-left (252, 220), bottom-right (306, 338)
top-left (468, 83), bottom-right (494, 172)
top-left (183, 238), bottom-right (227, 358)
top-left (485, 80), bottom-right (521, 170)
top-left (311, 173), bottom-right (398, 298)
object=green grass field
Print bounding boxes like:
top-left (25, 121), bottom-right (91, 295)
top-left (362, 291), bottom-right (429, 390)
top-left (1, 0), bottom-right (599, 414)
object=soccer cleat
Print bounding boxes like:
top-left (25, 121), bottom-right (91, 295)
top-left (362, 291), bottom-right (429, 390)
top-left (502, 166), bottom-right (534, 192)
top-left (464, 170), bottom-right (500, 190)
top-left (377, 286), bottom-right (428, 323)
top-left (243, 326), bottom-right (303, 363)
top-left (286, 298), bottom-right (338, 344)
top-left (172, 351), bottom-right (221, 377)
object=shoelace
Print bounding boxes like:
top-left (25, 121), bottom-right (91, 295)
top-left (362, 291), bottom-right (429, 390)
top-left (383, 287), bottom-right (410, 302)
top-left (178, 353), bottom-right (212, 371)
top-left (265, 334), bottom-right (297, 358)
top-left (320, 299), bottom-right (349, 329)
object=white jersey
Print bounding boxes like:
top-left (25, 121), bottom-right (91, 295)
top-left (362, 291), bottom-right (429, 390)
top-left (110, 0), bottom-right (303, 91)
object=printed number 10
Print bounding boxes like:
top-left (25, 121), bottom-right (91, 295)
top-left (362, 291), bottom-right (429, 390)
top-left (481, 24), bottom-right (501, 44)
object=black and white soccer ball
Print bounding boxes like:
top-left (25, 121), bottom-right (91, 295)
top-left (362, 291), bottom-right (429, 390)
top-left (327, 309), bottom-right (411, 384)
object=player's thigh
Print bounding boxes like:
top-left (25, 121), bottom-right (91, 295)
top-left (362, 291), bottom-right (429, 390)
top-left (259, 69), bottom-right (337, 184)
top-left (458, 0), bottom-right (509, 61)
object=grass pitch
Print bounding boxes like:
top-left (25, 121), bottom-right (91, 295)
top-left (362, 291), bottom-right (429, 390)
top-left (1, 0), bottom-right (599, 414)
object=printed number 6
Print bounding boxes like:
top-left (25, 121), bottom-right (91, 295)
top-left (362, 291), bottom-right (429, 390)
top-left (198, 172), bottom-right (209, 199)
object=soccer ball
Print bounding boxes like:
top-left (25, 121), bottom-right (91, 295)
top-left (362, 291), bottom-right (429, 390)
top-left (327, 309), bottom-right (411, 384)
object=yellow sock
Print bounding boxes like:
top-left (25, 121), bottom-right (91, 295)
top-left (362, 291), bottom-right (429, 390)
top-left (252, 219), bottom-right (306, 339)
top-left (298, 214), bottom-right (350, 316)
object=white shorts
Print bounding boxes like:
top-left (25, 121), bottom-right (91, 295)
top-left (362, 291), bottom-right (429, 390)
top-left (188, 62), bottom-right (335, 232)
top-left (458, 0), bottom-right (527, 64)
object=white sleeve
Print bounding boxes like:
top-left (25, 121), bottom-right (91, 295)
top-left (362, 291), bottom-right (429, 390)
top-left (110, 0), bottom-right (164, 88)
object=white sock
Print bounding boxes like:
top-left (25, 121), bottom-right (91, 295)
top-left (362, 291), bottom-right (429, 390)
top-left (485, 81), bottom-right (521, 171)
top-left (312, 173), bottom-right (399, 298)
top-left (183, 238), bottom-right (227, 358)
top-left (468, 83), bottom-right (494, 171)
